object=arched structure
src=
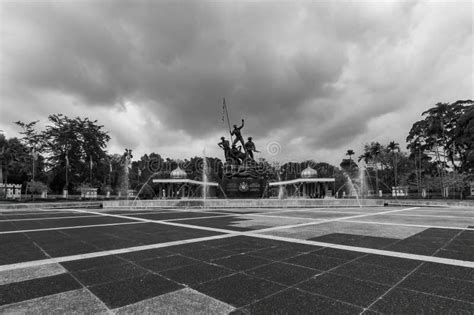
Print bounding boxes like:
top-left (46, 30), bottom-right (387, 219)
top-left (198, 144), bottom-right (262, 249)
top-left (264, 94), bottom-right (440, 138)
top-left (152, 166), bottom-right (222, 198)
top-left (269, 166), bottom-right (335, 198)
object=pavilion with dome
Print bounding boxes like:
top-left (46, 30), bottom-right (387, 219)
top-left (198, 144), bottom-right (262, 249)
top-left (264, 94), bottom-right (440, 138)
top-left (152, 166), bottom-right (220, 198)
top-left (269, 166), bottom-right (336, 198)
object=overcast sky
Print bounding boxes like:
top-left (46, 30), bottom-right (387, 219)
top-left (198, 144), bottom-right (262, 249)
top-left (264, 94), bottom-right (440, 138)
top-left (1, 0), bottom-right (472, 165)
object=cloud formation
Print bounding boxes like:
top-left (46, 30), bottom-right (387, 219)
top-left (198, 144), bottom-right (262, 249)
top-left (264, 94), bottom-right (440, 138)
top-left (1, 1), bottom-right (472, 164)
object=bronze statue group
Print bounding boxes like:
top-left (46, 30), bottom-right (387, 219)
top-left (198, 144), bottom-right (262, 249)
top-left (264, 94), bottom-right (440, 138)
top-left (218, 119), bottom-right (260, 165)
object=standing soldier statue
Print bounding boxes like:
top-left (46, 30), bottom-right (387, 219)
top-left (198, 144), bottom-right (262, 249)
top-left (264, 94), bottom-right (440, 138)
top-left (231, 119), bottom-right (245, 147)
top-left (244, 137), bottom-right (260, 160)
top-left (218, 137), bottom-right (231, 161)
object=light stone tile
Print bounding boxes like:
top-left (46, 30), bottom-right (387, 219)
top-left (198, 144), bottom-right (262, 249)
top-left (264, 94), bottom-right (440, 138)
top-left (0, 289), bottom-right (111, 314)
top-left (261, 221), bottom-right (425, 239)
top-left (0, 263), bottom-right (67, 285)
top-left (114, 288), bottom-right (235, 315)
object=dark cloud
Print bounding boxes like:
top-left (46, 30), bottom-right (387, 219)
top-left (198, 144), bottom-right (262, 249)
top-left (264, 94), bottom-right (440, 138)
top-left (1, 1), bottom-right (472, 162)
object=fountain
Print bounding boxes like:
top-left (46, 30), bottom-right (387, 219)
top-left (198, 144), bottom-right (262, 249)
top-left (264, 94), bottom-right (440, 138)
top-left (202, 150), bottom-right (209, 202)
top-left (342, 172), bottom-right (362, 208)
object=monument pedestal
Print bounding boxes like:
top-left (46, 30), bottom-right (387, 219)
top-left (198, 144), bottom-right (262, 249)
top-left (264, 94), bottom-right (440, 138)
top-left (221, 177), bottom-right (266, 198)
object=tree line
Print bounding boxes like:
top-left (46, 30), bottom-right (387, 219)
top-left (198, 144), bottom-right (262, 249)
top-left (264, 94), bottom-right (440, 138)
top-left (0, 99), bottom-right (472, 197)
top-left (340, 100), bottom-right (473, 196)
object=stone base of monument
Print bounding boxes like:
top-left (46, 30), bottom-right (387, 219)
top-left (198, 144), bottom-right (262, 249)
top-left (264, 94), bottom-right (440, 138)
top-left (221, 177), bottom-right (266, 198)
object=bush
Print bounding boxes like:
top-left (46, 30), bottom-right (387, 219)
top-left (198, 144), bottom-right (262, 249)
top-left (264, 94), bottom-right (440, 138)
top-left (27, 181), bottom-right (50, 194)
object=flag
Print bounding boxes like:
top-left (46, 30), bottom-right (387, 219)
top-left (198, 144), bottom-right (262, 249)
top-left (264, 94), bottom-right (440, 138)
top-left (65, 154), bottom-right (70, 169)
top-left (222, 98), bottom-right (226, 123)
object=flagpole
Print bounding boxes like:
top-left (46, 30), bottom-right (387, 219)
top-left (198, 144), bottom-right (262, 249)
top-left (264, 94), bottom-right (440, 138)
top-left (223, 98), bottom-right (233, 142)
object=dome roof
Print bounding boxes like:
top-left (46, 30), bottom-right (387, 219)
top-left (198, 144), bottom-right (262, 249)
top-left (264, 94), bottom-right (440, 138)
top-left (170, 166), bottom-right (187, 179)
top-left (301, 166), bottom-right (317, 178)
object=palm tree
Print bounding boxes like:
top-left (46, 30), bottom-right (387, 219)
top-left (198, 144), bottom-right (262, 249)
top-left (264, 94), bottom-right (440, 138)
top-left (387, 141), bottom-right (400, 186)
top-left (346, 149), bottom-right (355, 163)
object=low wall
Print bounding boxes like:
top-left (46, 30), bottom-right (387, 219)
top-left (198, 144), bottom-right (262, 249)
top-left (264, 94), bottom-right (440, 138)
top-left (0, 201), bottom-right (102, 211)
top-left (385, 199), bottom-right (474, 208)
top-left (103, 198), bottom-right (384, 209)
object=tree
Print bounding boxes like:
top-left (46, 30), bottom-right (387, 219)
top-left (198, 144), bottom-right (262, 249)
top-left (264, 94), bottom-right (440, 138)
top-left (407, 100), bottom-right (472, 172)
top-left (38, 114), bottom-right (111, 193)
top-left (346, 149), bottom-right (355, 163)
top-left (454, 104), bottom-right (474, 173)
top-left (358, 142), bottom-right (383, 193)
top-left (15, 120), bottom-right (43, 181)
top-left (0, 136), bottom-right (34, 187)
top-left (387, 141), bottom-right (400, 186)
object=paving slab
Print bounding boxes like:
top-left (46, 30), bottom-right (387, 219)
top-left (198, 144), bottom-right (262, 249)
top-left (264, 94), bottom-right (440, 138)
top-left (0, 263), bottom-right (67, 285)
top-left (260, 221), bottom-right (425, 240)
top-left (234, 288), bottom-right (362, 314)
top-left (212, 253), bottom-right (271, 271)
top-left (0, 273), bottom-right (81, 306)
top-left (88, 274), bottom-right (183, 309)
top-left (297, 273), bottom-right (390, 308)
top-left (0, 288), bottom-right (109, 314)
top-left (193, 273), bottom-right (285, 308)
top-left (245, 262), bottom-right (320, 285)
top-left (159, 262), bottom-right (235, 286)
top-left (114, 288), bottom-right (235, 314)
top-left (370, 288), bottom-right (474, 314)
top-left (399, 272), bottom-right (474, 303)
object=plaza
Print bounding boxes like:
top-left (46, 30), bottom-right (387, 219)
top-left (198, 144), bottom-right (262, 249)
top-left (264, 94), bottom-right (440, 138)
top-left (0, 203), bottom-right (472, 313)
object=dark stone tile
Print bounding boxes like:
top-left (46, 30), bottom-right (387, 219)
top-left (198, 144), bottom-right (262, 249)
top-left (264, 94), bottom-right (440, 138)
top-left (194, 273), bottom-right (285, 307)
top-left (88, 238), bottom-right (142, 250)
top-left (399, 272), bottom-right (474, 303)
top-left (61, 255), bottom-right (125, 271)
top-left (435, 249), bottom-right (474, 261)
top-left (246, 262), bottom-right (320, 285)
top-left (235, 288), bottom-right (362, 314)
top-left (370, 288), bottom-right (474, 314)
top-left (10, 221), bottom-right (43, 230)
top-left (313, 247), bottom-right (365, 260)
top-left (0, 233), bottom-right (29, 245)
top-left (41, 242), bottom-right (101, 257)
top-left (330, 261), bottom-right (409, 285)
top-left (284, 253), bottom-right (347, 271)
top-left (136, 255), bottom-right (198, 272)
top-left (279, 242), bottom-right (323, 253)
top-left (40, 217), bottom-right (134, 228)
top-left (357, 254), bottom-right (422, 271)
top-left (166, 242), bottom-right (213, 253)
top-left (207, 237), bottom-right (277, 253)
top-left (384, 244), bottom-right (439, 256)
top-left (0, 221), bottom-right (18, 232)
top-left (250, 247), bottom-right (303, 261)
top-left (309, 233), bottom-right (399, 249)
top-left (126, 212), bottom-right (227, 221)
top-left (181, 248), bottom-right (235, 262)
top-left (413, 228), bottom-right (460, 239)
top-left (444, 242), bottom-right (474, 252)
top-left (73, 262), bottom-right (149, 286)
top-left (213, 254), bottom-right (271, 271)
top-left (417, 262), bottom-right (474, 282)
top-left (0, 273), bottom-right (81, 306)
top-left (173, 217), bottom-right (253, 231)
top-left (117, 248), bottom-right (174, 261)
top-left (298, 273), bottom-right (390, 307)
top-left (0, 247), bottom-right (49, 264)
top-left (159, 262), bottom-right (234, 286)
top-left (88, 274), bottom-right (183, 309)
